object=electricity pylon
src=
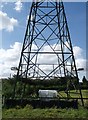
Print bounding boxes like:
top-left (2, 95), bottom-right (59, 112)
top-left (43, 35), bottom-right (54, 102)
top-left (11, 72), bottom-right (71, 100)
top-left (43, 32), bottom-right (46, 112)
top-left (13, 0), bottom-right (84, 106)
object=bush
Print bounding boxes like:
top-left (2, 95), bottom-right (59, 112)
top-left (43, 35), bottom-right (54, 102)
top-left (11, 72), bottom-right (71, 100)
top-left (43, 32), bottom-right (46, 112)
top-left (15, 105), bottom-right (21, 109)
top-left (24, 104), bottom-right (33, 109)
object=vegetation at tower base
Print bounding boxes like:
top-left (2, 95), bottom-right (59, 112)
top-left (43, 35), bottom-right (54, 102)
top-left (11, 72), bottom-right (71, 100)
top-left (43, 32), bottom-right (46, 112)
top-left (2, 76), bottom-right (77, 98)
top-left (81, 76), bottom-right (88, 89)
top-left (2, 77), bottom-right (88, 107)
top-left (2, 77), bottom-right (88, 117)
top-left (2, 77), bottom-right (88, 119)
top-left (2, 102), bottom-right (88, 119)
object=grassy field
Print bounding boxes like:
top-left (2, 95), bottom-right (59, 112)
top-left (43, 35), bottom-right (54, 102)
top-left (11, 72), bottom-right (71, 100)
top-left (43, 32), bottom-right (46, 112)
top-left (59, 89), bottom-right (88, 107)
top-left (2, 89), bottom-right (88, 119)
top-left (2, 106), bottom-right (88, 119)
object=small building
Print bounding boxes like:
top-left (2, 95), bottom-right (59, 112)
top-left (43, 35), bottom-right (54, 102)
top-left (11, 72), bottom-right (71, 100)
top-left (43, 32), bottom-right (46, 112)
top-left (38, 90), bottom-right (57, 98)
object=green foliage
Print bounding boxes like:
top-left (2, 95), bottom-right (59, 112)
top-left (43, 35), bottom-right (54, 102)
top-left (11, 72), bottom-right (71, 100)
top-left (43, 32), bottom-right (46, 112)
top-left (15, 105), bottom-right (21, 109)
top-left (2, 77), bottom-right (88, 119)
top-left (82, 76), bottom-right (88, 83)
top-left (2, 106), bottom-right (88, 118)
top-left (2, 77), bottom-right (88, 99)
top-left (24, 104), bottom-right (33, 109)
top-left (2, 78), bottom-right (14, 98)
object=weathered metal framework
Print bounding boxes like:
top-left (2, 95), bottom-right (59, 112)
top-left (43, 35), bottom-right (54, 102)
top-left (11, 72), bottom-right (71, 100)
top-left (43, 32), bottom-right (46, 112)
top-left (13, 0), bottom-right (84, 106)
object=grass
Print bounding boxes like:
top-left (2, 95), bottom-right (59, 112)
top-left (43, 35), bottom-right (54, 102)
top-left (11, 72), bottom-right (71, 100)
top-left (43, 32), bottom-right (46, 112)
top-left (2, 106), bottom-right (88, 119)
top-left (59, 89), bottom-right (88, 107)
top-left (2, 89), bottom-right (88, 119)
top-left (59, 89), bottom-right (88, 98)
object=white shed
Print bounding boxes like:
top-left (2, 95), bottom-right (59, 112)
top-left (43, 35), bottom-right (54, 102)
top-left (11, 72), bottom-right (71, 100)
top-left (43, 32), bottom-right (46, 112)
top-left (38, 90), bottom-right (57, 98)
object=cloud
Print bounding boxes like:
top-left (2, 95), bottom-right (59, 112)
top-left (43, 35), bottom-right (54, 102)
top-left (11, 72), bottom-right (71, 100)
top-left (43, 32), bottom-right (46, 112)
top-left (14, 0), bottom-right (22, 12)
top-left (73, 46), bottom-right (83, 59)
top-left (73, 46), bottom-right (86, 70)
top-left (0, 42), bottom-right (22, 78)
top-left (0, 11), bottom-right (18, 32)
top-left (0, 41), bottom-right (86, 80)
top-left (0, 4), bottom-right (4, 8)
top-left (27, 15), bottom-right (29, 21)
top-left (75, 58), bottom-right (86, 70)
top-left (32, 43), bottom-right (86, 79)
top-left (26, 15), bottom-right (29, 24)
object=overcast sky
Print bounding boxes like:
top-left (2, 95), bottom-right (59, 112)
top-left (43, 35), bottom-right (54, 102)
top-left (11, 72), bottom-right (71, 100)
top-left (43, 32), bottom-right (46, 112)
top-left (0, 1), bottom-right (86, 81)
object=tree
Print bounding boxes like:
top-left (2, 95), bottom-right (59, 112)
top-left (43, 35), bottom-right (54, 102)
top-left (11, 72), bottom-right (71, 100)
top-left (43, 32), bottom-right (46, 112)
top-left (82, 76), bottom-right (88, 83)
top-left (82, 76), bottom-right (88, 89)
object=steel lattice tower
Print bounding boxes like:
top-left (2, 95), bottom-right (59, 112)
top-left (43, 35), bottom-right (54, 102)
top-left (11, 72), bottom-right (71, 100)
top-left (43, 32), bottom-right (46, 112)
top-left (13, 0), bottom-right (84, 106)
